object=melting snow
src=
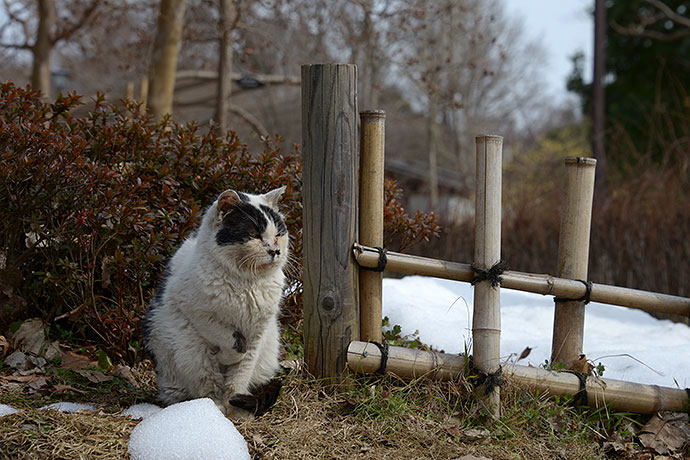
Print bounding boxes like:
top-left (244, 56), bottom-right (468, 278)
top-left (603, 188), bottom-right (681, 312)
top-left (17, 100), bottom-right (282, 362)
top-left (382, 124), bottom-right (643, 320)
top-left (127, 398), bottom-right (250, 460)
top-left (383, 276), bottom-right (690, 388)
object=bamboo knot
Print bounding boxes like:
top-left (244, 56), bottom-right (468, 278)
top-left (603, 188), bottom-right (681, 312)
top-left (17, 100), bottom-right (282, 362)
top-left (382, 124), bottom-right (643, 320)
top-left (563, 370), bottom-right (589, 406)
top-left (369, 341), bottom-right (389, 375)
top-left (554, 279), bottom-right (593, 305)
top-left (355, 244), bottom-right (388, 272)
top-left (471, 260), bottom-right (508, 288)
top-left (469, 356), bottom-right (505, 395)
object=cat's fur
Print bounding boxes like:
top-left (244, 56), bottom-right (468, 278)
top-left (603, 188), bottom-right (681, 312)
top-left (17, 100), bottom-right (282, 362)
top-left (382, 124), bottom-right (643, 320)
top-left (142, 187), bottom-right (289, 418)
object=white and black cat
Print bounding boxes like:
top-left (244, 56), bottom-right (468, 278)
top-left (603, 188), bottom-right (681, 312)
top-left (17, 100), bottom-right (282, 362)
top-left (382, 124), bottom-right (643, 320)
top-left (142, 186), bottom-right (289, 419)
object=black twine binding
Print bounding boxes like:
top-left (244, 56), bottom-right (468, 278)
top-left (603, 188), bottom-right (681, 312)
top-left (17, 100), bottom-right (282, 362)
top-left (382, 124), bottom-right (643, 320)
top-left (371, 342), bottom-right (389, 375)
top-left (468, 356), bottom-right (505, 395)
top-left (554, 280), bottom-right (593, 305)
top-left (564, 370), bottom-right (589, 406)
top-left (359, 246), bottom-right (388, 272)
top-left (471, 260), bottom-right (508, 287)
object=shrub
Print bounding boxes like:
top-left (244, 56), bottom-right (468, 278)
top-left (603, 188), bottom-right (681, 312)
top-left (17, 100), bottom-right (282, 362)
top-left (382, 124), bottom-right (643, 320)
top-left (0, 83), bottom-right (439, 361)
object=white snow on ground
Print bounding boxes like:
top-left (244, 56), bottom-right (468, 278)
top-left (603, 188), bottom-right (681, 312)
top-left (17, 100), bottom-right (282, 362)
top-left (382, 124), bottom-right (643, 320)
top-left (0, 404), bottom-right (20, 417)
top-left (39, 402), bottom-right (96, 413)
top-left (123, 403), bottom-right (163, 420)
top-left (383, 276), bottom-right (690, 389)
top-left (127, 398), bottom-right (250, 460)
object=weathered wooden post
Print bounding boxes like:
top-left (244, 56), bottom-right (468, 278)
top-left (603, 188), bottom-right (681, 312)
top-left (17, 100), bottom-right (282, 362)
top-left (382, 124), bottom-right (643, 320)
top-left (472, 135), bottom-right (503, 416)
top-left (551, 157), bottom-right (597, 367)
top-left (359, 110), bottom-right (386, 342)
top-left (301, 64), bottom-right (360, 380)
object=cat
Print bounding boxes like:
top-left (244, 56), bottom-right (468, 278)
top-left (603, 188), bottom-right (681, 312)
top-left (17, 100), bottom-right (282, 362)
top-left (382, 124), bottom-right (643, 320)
top-left (142, 186), bottom-right (289, 419)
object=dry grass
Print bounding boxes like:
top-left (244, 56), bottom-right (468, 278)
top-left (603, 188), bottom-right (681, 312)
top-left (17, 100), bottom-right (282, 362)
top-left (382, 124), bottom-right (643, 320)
top-left (235, 370), bottom-right (606, 460)
top-left (0, 409), bottom-right (138, 460)
top-left (0, 367), bottom-right (609, 460)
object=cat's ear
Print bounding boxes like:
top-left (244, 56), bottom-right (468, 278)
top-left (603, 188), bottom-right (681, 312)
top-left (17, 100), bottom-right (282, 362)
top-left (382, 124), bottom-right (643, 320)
top-left (217, 190), bottom-right (241, 217)
top-left (263, 186), bottom-right (286, 208)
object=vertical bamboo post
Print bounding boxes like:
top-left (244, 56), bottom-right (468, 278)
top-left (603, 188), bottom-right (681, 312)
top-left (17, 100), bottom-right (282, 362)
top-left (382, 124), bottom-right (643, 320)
top-left (126, 82), bottom-right (134, 101)
top-left (125, 82), bottom-right (135, 118)
top-left (551, 157), bottom-right (597, 367)
top-left (472, 135), bottom-right (503, 416)
top-left (359, 110), bottom-right (386, 342)
top-left (139, 78), bottom-right (149, 115)
top-left (301, 64), bottom-right (360, 380)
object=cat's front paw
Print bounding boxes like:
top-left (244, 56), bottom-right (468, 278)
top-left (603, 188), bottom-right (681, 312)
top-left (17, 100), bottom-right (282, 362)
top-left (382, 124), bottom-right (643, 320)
top-left (232, 330), bottom-right (247, 353)
top-left (223, 403), bottom-right (255, 422)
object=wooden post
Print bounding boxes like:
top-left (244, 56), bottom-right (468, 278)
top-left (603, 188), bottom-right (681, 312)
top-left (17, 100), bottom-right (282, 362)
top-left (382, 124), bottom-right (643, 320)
top-left (551, 157), bottom-right (597, 367)
top-left (301, 64), bottom-right (359, 380)
top-left (472, 135), bottom-right (503, 416)
top-left (359, 110), bottom-right (386, 342)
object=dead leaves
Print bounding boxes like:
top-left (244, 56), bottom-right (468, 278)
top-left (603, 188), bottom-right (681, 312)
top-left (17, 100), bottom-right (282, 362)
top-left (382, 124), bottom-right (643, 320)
top-left (443, 426), bottom-right (491, 443)
top-left (0, 335), bottom-right (8, 359)
top-left (638, 412), bottom-right (690, 456)
top-left (1, 319), bottom-right (144, 399)
top-left (569, 354), bottom-right (595, 375)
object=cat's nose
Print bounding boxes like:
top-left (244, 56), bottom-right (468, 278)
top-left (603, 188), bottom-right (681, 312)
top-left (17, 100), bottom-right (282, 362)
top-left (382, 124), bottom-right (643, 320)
top-left (268, 247), bottom-right (281, 257)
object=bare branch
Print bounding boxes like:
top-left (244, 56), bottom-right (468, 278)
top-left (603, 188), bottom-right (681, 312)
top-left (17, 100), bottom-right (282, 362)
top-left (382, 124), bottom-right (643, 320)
top-left (645, 0), bottom-right (690, 28)
top-left (0, 42), bottom-right (32, 49)
top-left (2, 0), bottom-right (32, 48)
top-left (611, 0), bottom-right (690, 42)
top-left (52, 0), bottom-right (100, 44)
top-left (227, 103), bottom-right (269, 139)
top-left (611, 19), bottom-right (690, 41)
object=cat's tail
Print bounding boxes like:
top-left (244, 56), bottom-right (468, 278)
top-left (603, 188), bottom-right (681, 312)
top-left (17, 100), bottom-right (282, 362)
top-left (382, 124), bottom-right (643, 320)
top-left (227, 378), bottom-right (282, 416)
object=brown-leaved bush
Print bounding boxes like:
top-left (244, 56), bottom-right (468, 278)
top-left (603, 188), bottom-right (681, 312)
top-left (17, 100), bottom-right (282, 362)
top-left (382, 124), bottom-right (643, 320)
top-left (0, 83), bottom-right (439, 361)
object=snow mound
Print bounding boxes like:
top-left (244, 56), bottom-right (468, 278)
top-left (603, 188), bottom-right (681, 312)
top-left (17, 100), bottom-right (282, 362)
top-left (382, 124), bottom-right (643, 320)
top-left (122, 403), bottom-right (162, 420)
top-left (39, 402), bottom-right (96, 413)
top-left (0, 404), bottom-right (20, 417)
top-left (128, 398), bottom-right (251, 460)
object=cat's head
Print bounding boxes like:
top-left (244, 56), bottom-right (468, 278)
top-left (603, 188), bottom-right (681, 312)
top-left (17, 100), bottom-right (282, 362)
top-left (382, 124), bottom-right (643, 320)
top-left (205, 186), bottom-right (289, 274)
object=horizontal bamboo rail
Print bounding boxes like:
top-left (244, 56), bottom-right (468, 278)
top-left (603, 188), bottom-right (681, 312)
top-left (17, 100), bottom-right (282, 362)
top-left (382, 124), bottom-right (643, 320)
top-left (347, 341), bottom-right (690, 414)
top-left (352, 243), bottom-right (690, 317)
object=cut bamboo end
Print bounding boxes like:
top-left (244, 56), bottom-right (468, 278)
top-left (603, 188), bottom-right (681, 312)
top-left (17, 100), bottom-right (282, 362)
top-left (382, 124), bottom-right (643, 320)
top-left (347, 341), bottom-right (690, 414)
top-left (565, 156), bottom-right (597, 167)
top-left (360, 109), bottom-right (386, 118)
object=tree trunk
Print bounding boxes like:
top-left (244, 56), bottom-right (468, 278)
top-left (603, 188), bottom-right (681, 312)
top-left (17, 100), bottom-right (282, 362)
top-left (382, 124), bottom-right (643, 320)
top-left (427, 90), bottom-right (440, 210)
top-left (148, 0), bottom-right (187, 119)
top-left (361, 1), bottom-right (378, 109)
top-left (32, 0), bottom-right (56, 99)
top-left (214, 0), bottom-right (237, 133)
top-left (592, 0), bottom-right (607, 197)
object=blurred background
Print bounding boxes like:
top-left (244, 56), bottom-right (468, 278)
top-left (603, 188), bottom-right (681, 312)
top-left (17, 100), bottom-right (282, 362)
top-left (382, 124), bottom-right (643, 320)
top-left (1, 0), bottom-right (688, 317)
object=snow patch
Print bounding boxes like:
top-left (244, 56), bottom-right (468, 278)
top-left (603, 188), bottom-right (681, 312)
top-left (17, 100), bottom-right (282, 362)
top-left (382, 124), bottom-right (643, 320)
top-left (0, 404), bottom-right (20, 417)
top-left (127, 398), bottom-right (251, 460)
top-left (122, 403), bottom-right (162, 420)
top-left (383, 276), bottom-right (690, 388)
top-left (39, 402), bottom-right (96, 413)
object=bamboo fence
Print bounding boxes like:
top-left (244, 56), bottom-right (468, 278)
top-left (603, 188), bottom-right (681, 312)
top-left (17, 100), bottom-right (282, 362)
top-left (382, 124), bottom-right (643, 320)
top-left (352, 245), bottom-right (690, 317)
top-left (347, 341), bottom-right (689, 414)
top-left (301, 63), bottom-right (690, 415)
